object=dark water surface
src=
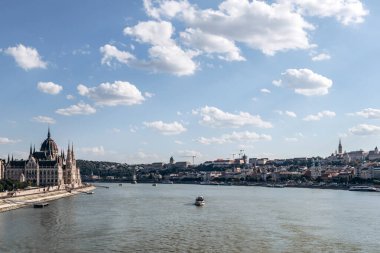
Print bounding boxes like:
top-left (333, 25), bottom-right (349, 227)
top-left (1, 183), bottom-right (379, 252)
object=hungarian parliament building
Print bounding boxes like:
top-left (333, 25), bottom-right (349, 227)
top-left (0, 129), bottom-right (82, 188)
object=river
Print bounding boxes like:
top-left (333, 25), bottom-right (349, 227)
top-left (0, 183), bottom-right (379, 252)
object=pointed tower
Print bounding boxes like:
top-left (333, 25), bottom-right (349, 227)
top-left (338, 139), bottom-right (343, 155)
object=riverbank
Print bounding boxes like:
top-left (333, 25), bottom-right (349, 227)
top-left (0, 185), bottom-right (96, 213)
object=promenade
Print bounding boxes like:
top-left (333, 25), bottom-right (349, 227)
top-left (0, 185), bottom-right (96, 213)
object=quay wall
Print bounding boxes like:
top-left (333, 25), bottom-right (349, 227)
top-left (0, 185), bottom-right (96, 213)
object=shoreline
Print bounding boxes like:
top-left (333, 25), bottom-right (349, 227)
top-left (0, 185), bottom-right (96, 213)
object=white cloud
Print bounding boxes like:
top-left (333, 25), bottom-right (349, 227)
top-left (4, 44), bottom-right (47, 70)
top-left (37, 82), bottom-right (63, 95)
top-left (129, 125), bottom-right (139, 133)
top-left (281, 0), bottom-right (368, 25)
top-left (284, 137), bottom-right (298, 142)
top-left (32, 116), bottom-right (56, 124)
top-left (111, 128), bottom-right (121, 133)
top-left (311, 53), bottom-right (331, 61)
top-left (303, 110), bottom-right (336, 121)
top-left (348, 108), bottom-right (380, 119)
top-left (100, 44), bottom-right (135, 66)
top-left (77, 81), bottom-right (145, 106)
top-left (272, 79), bottom-right (282, 87)
top-left (72, 44), bottom-right (91, 55)
top-left (275, 68), bottom-right (332, 96)
top-left (276, 110), bottom-right (297, 118)
top-left (80, 146), bottom-right (105, 156)
top-left (197, 131), bottom-right (272, 145)
top-left (177, 150), bottom-right (202, 157)
top-left (349, 124), bottom-right (380, 136)
top-left (195, 106), bottom-right (272, 128)
top-left (123, 20), bottom-right (197, 76)
top-left (180, 28), bottom-right (245, 61)
top-left (260, 88), bottom-right (271, 94)
top-left (129, 151), bottom-right (159, 163)
top-left (66, 94), bottom-right (75, 100)
top-left (285, 111), bottom-right (297, 118)
top-left (144, 92), bottom-right (155, 98)
top-left (56, 103), bottom-right (96, 116)
top-left (144, 0), bottom-right (314, 55)
top-left (174, 140), bottom-right (184, 145)
top-left (144, 121), bottom-right (187, 135)
top-left (0, 137), bottom-right (20, 144)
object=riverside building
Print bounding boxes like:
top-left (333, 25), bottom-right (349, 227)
top-left (3, 129), bottom-right (82, 188)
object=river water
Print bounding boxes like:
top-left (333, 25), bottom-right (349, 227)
top-left (0, 183), bottom-right (379, 252)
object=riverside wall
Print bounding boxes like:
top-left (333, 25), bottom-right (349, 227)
top-left (0, 185), bottom-right (96, 213)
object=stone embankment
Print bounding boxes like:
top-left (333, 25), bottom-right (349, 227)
top-left (0, 185), bottom-right (96, 213)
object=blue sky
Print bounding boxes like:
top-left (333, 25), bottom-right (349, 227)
top-left (1, 0), bottom-right (380, 163)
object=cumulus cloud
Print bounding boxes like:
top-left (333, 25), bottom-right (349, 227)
top-left (55, 103), bottom-right (96, 116)
top-left (144, 121), bottom-right (187, 135)
top-left (194, 106), bottom-right (272, 128)
top-left (0, 137), bottom-right (20, 144)
top-left (32, 116), bottom-right (56, 124)
top-left (303, 110), bottom-right (336, 121)
top-left (4, 44), bottom-right (47, 70)
top-left (77, 81), bottom-right (145, 106)
top-left (311, 53), bottom-right (331, 61)
top-left (143, 0), bottom-right (314, 56)
top-left (280, 0), bottom-right (368, 25)
top-left (37, 82), bottom-right (63, 95)
top-left (100, 44), bottom-right (135, 66)
top-left (348, 108), bottom-right (380, 119)
top-left (180, 28), bottom-right (245, 61)
top-left (197, 131), bottom-right (272, 145)
top-left (349, 124), bottom-right (380, 136)
top-left (123, 20), bottom-right (197, 76)
top-left (80, 146), bottom-right (105, 156)
top-left (66, 94), bottom-right (75, 100)
top-left (275, 68), bottom-right (332, 96)
top-left (260, 88), bottom-right (271, 94)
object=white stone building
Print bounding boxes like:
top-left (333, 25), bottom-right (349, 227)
top-left (4, 129), bottom-right (82, 188)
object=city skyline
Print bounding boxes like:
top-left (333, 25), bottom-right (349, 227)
top-left (1, 0), bottom-right (380, 163)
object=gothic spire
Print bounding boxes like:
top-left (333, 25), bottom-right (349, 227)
top-left (48, 126), bottom-right (51, 138)
top-left (30, 144), bottom-right (32, 156)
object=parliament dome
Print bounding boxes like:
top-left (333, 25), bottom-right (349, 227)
top-left (40, 128), bottom-right (59, 156)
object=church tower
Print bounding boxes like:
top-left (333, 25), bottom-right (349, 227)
top-left (338, 139), bottom-right (343, 155)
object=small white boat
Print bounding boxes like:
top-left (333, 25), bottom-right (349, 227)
top-left (195, 196), bottom-right (205, 206)
top-left (152, 183), bottom-right (157, 186)
top-left (349, 186), bottom-right (378, 192)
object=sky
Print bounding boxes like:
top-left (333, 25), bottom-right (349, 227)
top-left (1, 0), bottom-right (380, 164)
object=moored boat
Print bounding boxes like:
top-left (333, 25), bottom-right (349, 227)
top-left (195, 196), bottom-right (205, 206)
top-left (349, 186), bottom-right (379, 192)
top-left (34, 202), bottom-right (49, 208)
